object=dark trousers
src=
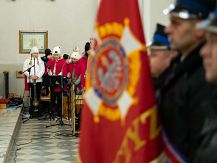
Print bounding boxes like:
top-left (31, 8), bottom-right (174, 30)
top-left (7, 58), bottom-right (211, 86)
top-left (50, 87), bottom-right (62, 116)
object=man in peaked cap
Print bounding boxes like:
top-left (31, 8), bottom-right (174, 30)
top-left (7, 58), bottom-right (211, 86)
top-left (164, 0), bottom-right (215, 20)
top-left (164, 0), bottom-right (216, 52)
top-left (193, 7), bottom-right (217, 163)
top-left (148, 23), bottom-right (178, 78)
top-left (158, 0), bottom-right (216, 161)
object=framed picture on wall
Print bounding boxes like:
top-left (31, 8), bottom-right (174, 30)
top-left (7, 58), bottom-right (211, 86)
top-left (19, 30), bottom-right (48, 54)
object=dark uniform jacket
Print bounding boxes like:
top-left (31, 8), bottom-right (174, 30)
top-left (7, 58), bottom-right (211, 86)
top-left (157, 43), bottom-right (215, 161)
top-left (193, 88), bottom-right (217, 163)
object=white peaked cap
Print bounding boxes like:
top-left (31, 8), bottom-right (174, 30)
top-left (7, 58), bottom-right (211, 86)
top-left (52, 46), bottom-right (61, 55)
top-left (70, 51), bottom-right (82, 60)
top-left (30, 47), bottom-right (39, 54)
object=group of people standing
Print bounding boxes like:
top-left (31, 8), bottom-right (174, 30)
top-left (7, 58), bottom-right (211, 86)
top-left (22, 40), bottom-right (93, 118)
top-left (148, 0), bottom-right (217, 162)
top-left (20, 0), bottom-right (217, 161)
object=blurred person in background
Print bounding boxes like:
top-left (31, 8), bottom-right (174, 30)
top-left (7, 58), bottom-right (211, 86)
top-left (148, 23), bottom-right (178, 79)
top-left (63, 54), bottom-right (70, 60)
top-left (193, 7), bottom-right (217, 163)
top-left (41, 48), bottom-right (52, 66)
top-left (46, 46), bottom-right (66, 117)
top-left (41, 48), bottom-right (52, 97)
top-left (23, 47), bottom-right (45, 116)
top-left (148, 23), bottom-right (178, 101)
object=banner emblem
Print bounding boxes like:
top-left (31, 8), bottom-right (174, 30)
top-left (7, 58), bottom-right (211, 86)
top-left (91, 38), bottom-right (129, 106)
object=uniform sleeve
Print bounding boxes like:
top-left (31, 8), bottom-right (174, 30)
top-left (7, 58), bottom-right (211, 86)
top-left (79, 62), bottom-right (87, 88)
top-left (57, 59), bottom-right (66, 75)
top-left (46, 59), bottom-right (52, 75)
top-left (62, 62), bottom-right (71, 78)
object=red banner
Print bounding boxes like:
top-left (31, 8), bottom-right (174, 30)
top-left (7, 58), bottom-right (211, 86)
top-left (79, 0), bottom-right (163, 162)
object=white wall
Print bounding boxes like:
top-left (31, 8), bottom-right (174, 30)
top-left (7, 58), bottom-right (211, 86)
top-left (0, 0), bottom-right (174, 97)
top-left (0, 0), bottom-right (98, 65)
top-left (0, 0), bottom-right (98, 96)
top-left (141, 0), bottom-right (174, 43)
